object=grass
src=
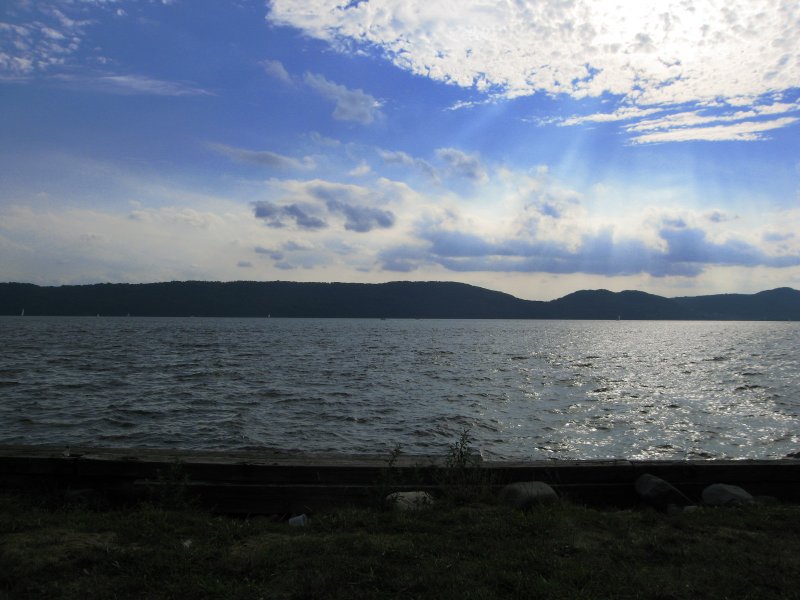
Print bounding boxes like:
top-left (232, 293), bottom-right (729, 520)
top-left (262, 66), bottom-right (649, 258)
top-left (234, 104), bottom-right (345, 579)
top-left (2, 489), bottom-right (800, 599)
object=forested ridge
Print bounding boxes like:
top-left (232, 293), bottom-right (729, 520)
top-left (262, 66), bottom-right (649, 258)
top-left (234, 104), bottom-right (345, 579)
top-left (1, 281), bottom-right (798, 320)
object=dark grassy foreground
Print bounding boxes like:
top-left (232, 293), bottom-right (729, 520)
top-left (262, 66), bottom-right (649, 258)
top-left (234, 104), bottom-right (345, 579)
top-left (2, 491), bottom-right (800, 600)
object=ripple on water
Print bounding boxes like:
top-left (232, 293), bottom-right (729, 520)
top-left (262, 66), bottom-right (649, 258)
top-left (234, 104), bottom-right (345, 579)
top-left (1, 317), bottom-right (799, 459)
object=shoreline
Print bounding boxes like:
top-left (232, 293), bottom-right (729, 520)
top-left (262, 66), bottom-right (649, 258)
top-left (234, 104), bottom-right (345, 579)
top-left (3, 444), bottom-right (799, 513)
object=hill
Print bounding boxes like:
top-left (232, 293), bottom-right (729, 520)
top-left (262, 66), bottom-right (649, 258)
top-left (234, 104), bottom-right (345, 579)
top-left (673, 287), bottom-right (800, 321)
top-left (0, 281), bottom-right (798, 320)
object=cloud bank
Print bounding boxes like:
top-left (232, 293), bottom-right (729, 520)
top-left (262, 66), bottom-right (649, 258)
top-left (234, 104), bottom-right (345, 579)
top-left (2, 153), bottom-right (799, 294)
top-left (268, 0), bottom-right (800, 142)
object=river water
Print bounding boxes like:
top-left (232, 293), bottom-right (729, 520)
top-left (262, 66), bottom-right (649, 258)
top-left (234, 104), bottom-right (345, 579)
top-left (0, 317), bottom-right (798, 460)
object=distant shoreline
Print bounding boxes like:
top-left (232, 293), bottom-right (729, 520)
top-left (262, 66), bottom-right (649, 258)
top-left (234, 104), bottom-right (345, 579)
top-left (2, 280), bottom-right (799, 320)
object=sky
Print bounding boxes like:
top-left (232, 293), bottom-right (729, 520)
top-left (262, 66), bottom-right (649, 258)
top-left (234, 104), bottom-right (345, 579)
top-left (1, 0), bottom-right (799, 300)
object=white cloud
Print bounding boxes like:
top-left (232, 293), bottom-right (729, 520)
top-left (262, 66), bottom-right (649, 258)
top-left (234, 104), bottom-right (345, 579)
top-left (436, 148), bottom-right (488, 184)
top-left (0, 2), bottom-right (210, 97)
top-left (270, 0), bottom-right (799, 103)
top-left (378, 148), bottom-right (438, 181)
top-left (0, 15), bottom-right (83, 77)
top-left (269, 0), bottom-right (800, 141)
top-left (2, 155), bottom-right (799, 294)
top-left (551, 106), bottom-right (666, 127)
top-left (0, 3), bottom-right (92, 78)
top-left (348, 161), bottom-right (371, 176)
top-left (377, 147), bottom-right (489, 183)
top-left (629, 116), bottom-right (799, 144)
top-left (308, 131), bottom-right (341, 147)
top-left (57, 73), bottom-right (213, 96)
top-left (551, 98), bottom-right (800, 143)
top-left (304, 72), bottom-right (382, 124)
top-left (261, 58), bottom-right (291, 83)
top-left (210, 143), bottom-right (316, 170)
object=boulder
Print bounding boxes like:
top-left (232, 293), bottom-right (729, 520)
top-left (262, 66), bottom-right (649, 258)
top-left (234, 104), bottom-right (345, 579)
top-left (701, 483), bottom-right (754, 506)
top-left (385, 491), bottom-right (434, 511)
top-left (498, 481), bottom-right (558, 510)
top-left (635, 473), bottom-right (692, 511)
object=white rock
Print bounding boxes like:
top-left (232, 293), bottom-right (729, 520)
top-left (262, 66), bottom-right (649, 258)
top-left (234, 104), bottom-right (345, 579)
top-left (498, 481), bottom-right (558, 510)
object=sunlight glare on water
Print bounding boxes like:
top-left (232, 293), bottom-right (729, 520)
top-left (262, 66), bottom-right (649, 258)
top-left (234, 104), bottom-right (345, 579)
top-left (0, 317), bottom-right (798, 460)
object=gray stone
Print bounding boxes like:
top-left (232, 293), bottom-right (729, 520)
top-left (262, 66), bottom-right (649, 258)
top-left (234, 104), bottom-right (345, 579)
top-left (498, 481), bottom-right (558, 510)
top-left (635, 473), bottom-right (692, 511)
top-left (701, 483), bottom-right (754, 506)
top-left (385, 491), bottom-right (434, 511)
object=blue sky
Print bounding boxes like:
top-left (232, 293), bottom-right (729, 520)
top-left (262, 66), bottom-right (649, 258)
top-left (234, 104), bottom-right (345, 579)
top-left (1, 0), bottom-right (798, 300)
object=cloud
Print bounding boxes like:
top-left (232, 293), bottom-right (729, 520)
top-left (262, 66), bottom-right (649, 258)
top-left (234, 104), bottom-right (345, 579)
top-left (763, 231), bottom-right (795, 243)
top-left (84, 74), bottom-right (212, 96)
top-left (303, 180), bottom-right (396, 232)
top-left (705, 210), bottom-right (736, 224)
top-left (4, 156), bottom-right (800, 292)
top-left (326, 199), bottom-right (395, 232)
top-left (210, 143), bottom-right (315, 170)
top-left (0, 200), bottom-right (279, 285)
top-left (304, 72), bottom-right (382, 124)
top-left (255, 240), bottom-right (329, 271)
top-left (348, 161), bottom-right (371, 176)
top-left (270, 0), bottom-right (799, 104)
top-left (252, 178), bottom-right (400, 234)
top-left (548, 99), bottom-right (800, 144)
top-left (0, 3), bottom-right (211, 97)
top-left (659, 226), bottom-right (800, 269)
top-left (378, 149), bottom-right (438, 180)
top-left (436, 148), bottom-right (487, 183)
top-left (629, 116), bottom-right (799, 144)
top-left (378, 149), bottom-right (415, 166)
top-left (546, 106), bottom-right (665, 127)
top-left (0, 6), bottom-right (87, 78)
top-left (261, 58), bottom-right (291, 83)
top-left (45, 71), bottom-right (212, 96)
top-left (308, 131), bottom-right (341, 147)
top-left (252, 201), bottom-right (328, 230)
top-left (283, 240), bottom-right (314, 251)
top-left (377, 147), bottom-right (488, 183)
top-left (379, 244), bottom-right (430, 272)
top-left (127, 206), bottom-right (225, 229)
top-left (387, 220), bottom-right (800, 278)
top-left (253, 238), bottom-right (331, 271)
top-left (255, 246), bottom-right (284, 260)
top-left (366, 168), bottom-right (800, 279)
top-left (269, 0), bottom-right (800, 142)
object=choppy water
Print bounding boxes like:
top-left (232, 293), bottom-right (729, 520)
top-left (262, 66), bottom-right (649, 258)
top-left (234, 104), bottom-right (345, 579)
top-left (0, 317), bottom-right (798, 460)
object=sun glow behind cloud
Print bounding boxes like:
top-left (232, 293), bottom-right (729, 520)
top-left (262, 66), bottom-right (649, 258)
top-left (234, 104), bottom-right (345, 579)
top-left (268, 0), bottom-right (800, 143)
